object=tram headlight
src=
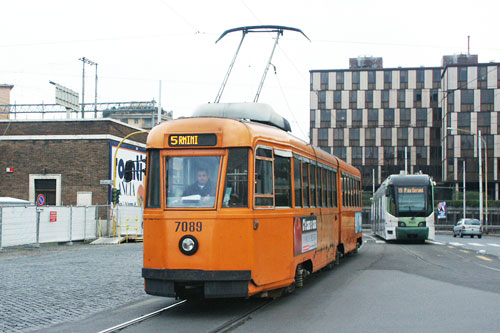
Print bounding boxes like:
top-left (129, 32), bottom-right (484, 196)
top-left (179, 235), bottom-right (199, 256)
top-left (398, 222), bottom-right (406, 227)
top-left (418, 222), bottom-right (426, 227)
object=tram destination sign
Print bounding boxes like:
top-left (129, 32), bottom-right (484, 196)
top-left (398, 187), bottom-right (424, 193)
top-left (169, 134), bottom-right (217, 147)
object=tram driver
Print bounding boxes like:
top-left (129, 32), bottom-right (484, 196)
top-left (182, 168), bottom-right (216, 204)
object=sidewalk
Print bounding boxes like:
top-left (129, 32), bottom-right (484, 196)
top-left (0, 242), bottom-right (148, 333)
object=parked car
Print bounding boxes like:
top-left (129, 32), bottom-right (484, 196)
top-left (453, 218), bottom-right (482, 238)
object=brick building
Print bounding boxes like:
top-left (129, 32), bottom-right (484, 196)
top-left (0, 119), bottom-right (147, 206)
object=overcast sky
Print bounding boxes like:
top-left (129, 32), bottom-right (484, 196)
top-left (2, 0), bottom-right (499, 140)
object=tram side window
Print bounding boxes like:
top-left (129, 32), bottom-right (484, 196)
top-left (293, 157), bottom-right (302, 207)
top-left (303, 163), bottom-right (310, 207)
top-left (340, 175), bottom-right (347, 207)
top-left (332, 170), bottom-right (338, 207)
top-left (387, 185), bottom-right (396, 215)
top-left (427, 185), bottom-right (433, 215)
top-left (310, 165), bottom-right (317, 207)
top-left (348, 178), bottom-right (353, 207)
top-left (146, 150), bottom-right (161, 208)
top-left (358, 180), bottom-right (363, 207)
top-left (326, 170), bottom-right (332, 208)
top-left (223, 148), bottom-right (249, 208)
top-left (316, 167), bottom-right (322, 208)
top-left (274, 155), bottom-right (292, 207)
top-left (322, 168), bottom-right (328, 207)
top-left (255, 148), bottom-right (274, 207)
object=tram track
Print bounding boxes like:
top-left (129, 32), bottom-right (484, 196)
top-left (97, 298), bottom-right (274, 333)
top-left (208, 299), bottom-right (274, 333)
top-left (97, 300), bottom-right (187, 333)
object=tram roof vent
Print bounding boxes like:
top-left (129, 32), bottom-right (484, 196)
top-left (192, 102), bottom-right (292, 132)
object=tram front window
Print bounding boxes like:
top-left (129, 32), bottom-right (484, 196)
top-left (396, 186), bottom-right (426, 217)
top-left (166, 155), bottom-right (221, 208)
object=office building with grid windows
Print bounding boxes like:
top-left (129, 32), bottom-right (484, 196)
top-left (310, 55), bottom-right (500, 200)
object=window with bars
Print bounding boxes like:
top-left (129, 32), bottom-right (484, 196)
top-left (399, 108), bottom-right (411, 127)
top-left (384, 108), bottom-right (394, 126)
top-left (416, 70), bottom-right (425, 88)
top-left (397, 89), bottom-right (406, 108)
top-left (336, 72), bottom-right (344, 90)
top-left (365, 90), bottom-right (373, 108)
top-left (320, 109), bottom-right (331, 128)
top-left (333, 128), bottom-right (344, 146)
top-left (368, 71), bottom-right (376, 89)
top-left (400, 70), bottom-right (408, 88)
top-left (349, 90), bottom-right (357, 108)
top-left (365, 128), bottom-right (376, 146)
top-left (381, 128), bottom-right (392, 146)
top-left (481, 89), bottom-right (494, 111)
top-left (320, 72), bottom-right (329, 90)
top-left (352, 109), bottom-right (362, 127)
top-left (384, 70), bottom-right (392, 89)
top-left (416, 108), bottom-right (427, 126)
top-left (461, 90), bottom-right (474, 111)
top-left (352, 71), bottom-right (360, 90)
top-left (334, 90), bottom-right (342, 108)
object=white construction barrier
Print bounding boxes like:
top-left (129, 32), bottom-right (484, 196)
top-left (0, 205), bottom-right (141, 248)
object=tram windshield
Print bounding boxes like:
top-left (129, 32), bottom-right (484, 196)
top-left (395, 186), bottom-right (428, 217)
top-left (165, 155), bottom-right (221, 208)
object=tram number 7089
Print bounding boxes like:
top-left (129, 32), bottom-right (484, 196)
top-left (175, 221), bottom-right (203, 232)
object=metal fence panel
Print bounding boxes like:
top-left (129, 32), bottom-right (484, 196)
top-left (2, 206), bottom-right (37, 247)
top-left (115, 206), bottom-right (143, 237)
top-left (38, 207), bottom-right (71, 243)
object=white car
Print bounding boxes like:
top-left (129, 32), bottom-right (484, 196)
top-left (453, 218), bottom-right (482, 238)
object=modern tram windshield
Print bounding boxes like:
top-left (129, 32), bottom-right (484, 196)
top-left (394, 186), bottom-right (429, 217)
top-left (165, 155), bottom-right (221, 208)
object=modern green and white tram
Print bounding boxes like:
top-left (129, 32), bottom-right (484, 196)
top-left (371, 173), bottom-right (435, 241)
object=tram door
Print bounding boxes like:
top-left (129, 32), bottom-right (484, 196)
top-left (252, 147), bottom-right (292, 285)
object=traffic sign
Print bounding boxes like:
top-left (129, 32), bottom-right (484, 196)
top-left (37, 194), bottom-right (46, 207)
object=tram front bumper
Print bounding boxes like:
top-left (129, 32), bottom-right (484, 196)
top-left (142, 268), bottom-right (251, 298)
top-left (396, 227), bottom-right (429, 241)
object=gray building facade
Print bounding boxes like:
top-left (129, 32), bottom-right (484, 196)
top-left (310, 55), bottom-right (500, 200)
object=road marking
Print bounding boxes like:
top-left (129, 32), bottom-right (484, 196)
top-left (426, 240), bottom-right (444, 245)
top-left (363, 234), bottom-right (378, 241)
top-left (487, 243), bottom-right (500, 247)
top-left (475, 262), bottom-right (500, 272)
top-left (476, 255), bottom-right (493, 262)
top-left (447, 246), bottom-right (455, 249)
top-left (449, 242), bottom-right (465, 247)
top-left (468, 243), bottom-right (485, 247)
top-left (376, 240), bottom-right (386, 244)
top-left (459, 249), bottom-right (470, 254)
top-left (97, 300), bottom-right (187, 333)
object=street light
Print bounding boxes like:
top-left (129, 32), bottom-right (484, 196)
top-left (447, 127), bottom-right (488, 231)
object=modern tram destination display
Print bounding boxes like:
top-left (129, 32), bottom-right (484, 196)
top-left (371, 173), bottom-right (435, 242)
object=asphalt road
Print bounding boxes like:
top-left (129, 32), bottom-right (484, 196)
top-left (64, 233), bottom-right (500, 333)
top-left (434, 233), bottom-right (500, 258)
top-left (6, 232), bottom-right (499, 333)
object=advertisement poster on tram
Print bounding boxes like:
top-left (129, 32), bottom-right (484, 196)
top-left (110, 143), bottom-right (146, 206)
top-left (293, 216), bottom-right (318, 256)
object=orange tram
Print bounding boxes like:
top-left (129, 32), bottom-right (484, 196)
top-left (139, 103), bottom-right (363, 299)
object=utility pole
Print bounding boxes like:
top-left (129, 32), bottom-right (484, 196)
top-left (463, 160), bottom-right (466, 219)
top-left (94, 63), bottom-right (98, 118)
top-left (79, 57), bottom-right (97, 119)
